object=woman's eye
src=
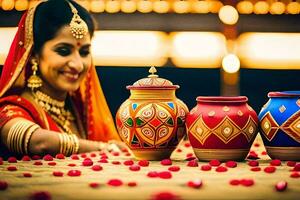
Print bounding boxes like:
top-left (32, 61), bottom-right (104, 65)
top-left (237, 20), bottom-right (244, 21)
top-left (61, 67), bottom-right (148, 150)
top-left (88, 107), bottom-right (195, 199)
top-left (80, 49), bottom-right (90, 57)
top-left (55, 47), bottom-right (71, 56)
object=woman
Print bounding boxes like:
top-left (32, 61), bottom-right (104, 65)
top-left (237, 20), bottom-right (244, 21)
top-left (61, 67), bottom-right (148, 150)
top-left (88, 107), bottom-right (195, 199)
top-left (0, 0), bottom-right (121, 158)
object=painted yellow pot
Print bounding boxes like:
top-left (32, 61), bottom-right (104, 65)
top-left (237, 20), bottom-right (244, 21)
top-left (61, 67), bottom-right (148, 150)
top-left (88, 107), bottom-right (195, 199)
top-left (115, 67), bottom-right (188, 160)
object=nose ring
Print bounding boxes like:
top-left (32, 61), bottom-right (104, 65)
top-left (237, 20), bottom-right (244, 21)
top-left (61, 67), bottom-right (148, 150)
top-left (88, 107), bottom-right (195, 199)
top-left (68, 61), bottom-right (75, 67)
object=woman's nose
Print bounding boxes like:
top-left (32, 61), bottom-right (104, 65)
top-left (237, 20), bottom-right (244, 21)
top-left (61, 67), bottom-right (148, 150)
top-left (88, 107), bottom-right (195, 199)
top-left (68, 53), bottom-right (84, 72)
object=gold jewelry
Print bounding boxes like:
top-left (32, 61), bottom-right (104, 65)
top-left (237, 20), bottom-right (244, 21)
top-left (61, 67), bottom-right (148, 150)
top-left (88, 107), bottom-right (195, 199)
top-left (27, 58), bottom-right (42, 90)
top-left (67, 1), bottom-right (88, 39)
top-left (32, 90), bottom-right (75, 135)
top-left (58, 133), bottom-right (80, 156)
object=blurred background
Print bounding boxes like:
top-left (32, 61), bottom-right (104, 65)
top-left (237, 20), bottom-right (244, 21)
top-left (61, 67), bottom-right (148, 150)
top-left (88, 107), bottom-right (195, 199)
top-left (0, 0), bottom-right (300, 117)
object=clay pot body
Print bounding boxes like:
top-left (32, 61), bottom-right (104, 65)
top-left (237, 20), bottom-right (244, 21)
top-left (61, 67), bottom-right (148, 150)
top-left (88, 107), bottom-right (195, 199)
top-left (259, 91), bottom-right (300, 160)
top-left (116, 68), bottom-right (188, 160)
top-left (186, 96), bottom-right (258, 161)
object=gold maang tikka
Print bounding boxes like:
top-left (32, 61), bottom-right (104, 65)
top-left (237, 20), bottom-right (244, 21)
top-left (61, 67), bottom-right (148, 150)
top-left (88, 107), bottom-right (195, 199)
top-left (67, 1), bottom-right (88, 39)
top-left (27, 58), bottom-right (42, 90)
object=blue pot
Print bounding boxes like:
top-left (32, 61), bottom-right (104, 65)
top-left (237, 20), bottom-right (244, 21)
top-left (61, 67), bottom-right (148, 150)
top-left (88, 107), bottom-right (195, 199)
top-left (259, 91), bottom-right (300, 160)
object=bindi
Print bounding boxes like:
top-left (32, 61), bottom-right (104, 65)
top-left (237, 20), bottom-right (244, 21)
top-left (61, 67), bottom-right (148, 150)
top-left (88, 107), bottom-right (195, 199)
top-left (76, 42), bottom-right (81, 47)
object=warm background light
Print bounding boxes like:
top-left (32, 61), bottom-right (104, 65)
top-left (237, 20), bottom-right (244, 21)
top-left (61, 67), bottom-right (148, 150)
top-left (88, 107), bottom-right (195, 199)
top-left (236, 0), bottom-right (253, 14)
top-left (105, 0), bottom-right (121, 13)
top-left (170, 32), bottom-right (227, 68)
top-left (192, 0), bottom-right (210, 14)
top-left (286, 2), bottom-right (300, 14)
top-left (253, 1), bottom-right (269, 14)
top-left (208, 0), bottom-right (223, 13)
top-left (153, 0), bottom-right (170, 13)
top-left (1, 0), bottom-right (14, 10)
top-left (121, 0), bottom-right (137, 13)
top-left (270, 1), bottom-right (285, 15)
top-left (222, 54), bottom-right (240, 73)
top-left (90, 0), bottom-right (105, 13)
top-left (91, 31), bottom-right (169, 67)
top-left (218, 5), bottom-right (239, 25)
top-left (15, 0), bottom-right (28, 11)
top-left (0, 28), bottom-right (17, 64)
top-left (137, 0), bottom-right (153, 13)
top-left (237, 33), bottom-right (300, 69)
top-left (173, 0), bottom-right (190, 14)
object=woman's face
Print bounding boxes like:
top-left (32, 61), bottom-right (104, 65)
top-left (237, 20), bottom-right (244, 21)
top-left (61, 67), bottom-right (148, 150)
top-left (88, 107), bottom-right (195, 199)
top-left (37, 25), bottom-right (92, 95)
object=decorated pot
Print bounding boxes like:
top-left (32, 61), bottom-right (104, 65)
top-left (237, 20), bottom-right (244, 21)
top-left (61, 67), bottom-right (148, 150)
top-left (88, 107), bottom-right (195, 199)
top-left (116, 67), bottom-right (188, 160)
top-left (186, 96), bottom-right (258, 161)
top-left (259, 91), bottom-right (300, 160)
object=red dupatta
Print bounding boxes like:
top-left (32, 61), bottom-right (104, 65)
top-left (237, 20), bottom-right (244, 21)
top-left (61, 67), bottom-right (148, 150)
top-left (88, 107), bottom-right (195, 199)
top-left (0, 3), bottom-right (120, 142)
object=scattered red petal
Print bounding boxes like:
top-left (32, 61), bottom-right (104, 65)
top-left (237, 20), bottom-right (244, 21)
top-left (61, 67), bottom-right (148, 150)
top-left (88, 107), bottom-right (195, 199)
top-left (67, 170), bottom-right (81, 176)
top-left (229, 179), bottom-right (240, 186)
top-left (91, 165), bottom-right (103, 171)
top-left (68, 163), bottom-right (76, 167)
top-left (43, 154), bottom-right (53, 161)
top-left (129, 165), bottom-right (141, 171)
top-left (286, 161), bottom-right (296, 167)
top-left (121, 148), bottom-right (128, 153)
top-left (55, 154), bottom-right (65, 159)
top-left (225, 161), bottom-right (237, 168)
top-left (53, 171), bottom-right (64, 177)
top-left (125, 153), bottom-right (131, 156)
top-left (247, 151), bottom-right (260, 160)
top-left (31, 155), bottom-right (41, 160)
top-left (187, 179), bottom-right (202, 188)
top-left (187, 159), bottom-right (198, 167)
top-left (101, 155), bottom-right (108, 159)
top-left (80, 154), bottom-right (87, 158)
top-left (275, 181), bottom-right (288, 192)
top-left (176, 149), bottom-right (182, 153)
top-left (0, 181), bottom-right (8, 190)
top-left (123, 160), bottom-right (134, 166)
top-left (138, 160), bottom-right (150, 167)
top-left (90, 153), bottom-right (97, 157)
top-left (22, 155), bottom-right (31, 161)
top-left (48, 162), bottom-right (56, 166)
top-left (147, 171), bottom-right (159, 178)
top-left (216, 166), bottom-right (228, 172)
top-left (70, 155), bottom-right (79, 160)
top-left (112, 161), bottom-right (121, 165)
top-left (209, 159), bottom-right (221, 167)
top-left (200, 165), bottom-right (212, 171)
top-left (254, 143), bottom-right (260, 147)
top-left (0, 157), bottom-right (2, 162)
top-left (240, 179), bottom-right (255, 187)
top-left (186, 153), bottom-right (194, 158)
top-left (158, 171), bottom-right (172, 179)
top-left (290, 172), bottom-right (300, 178)
top-left (293, 164), bottom-right (300, 171)
top-left (7, 166), bottom-right (17, 171)
top-left (8, 157), bottom-right (17, 163)
top-left (248, 160), bottom-right (259, 167)
top-left (261, 151), bottom-right (267, 155)
top-left (23, 172), bottom-right (32, 177)
top-left (0, 161), bottom-right (3, 165)
top-left (150, 191), bottom-right (181, 200)
top-left (128, 182), bottom-right (137, 187)
top-left (82, 158), bottom-right (93, 166)
top-left (107, 179), bottom-right (123, 187)
top-left (264, 166), bottom-right (276, 173)
top-left (30, 191), bottom-right (51, 200)
top-left (185, 156), bottom-right (197, 161)
top-left (112, 152), bottom-right (120, 156)
top-left (98, 159), bottom-right (108, 163)
top-left (89, 182), bottom-right (100, 188)
top-left (184, 142), bottom-right (191, 148)
top-left (250, 167), bottom-right (261, 172)
top-left (168, 166), bottom-right (180, 172)
top-left (161, 159), bottom-right (172, 166)
top-left (270, 159), bottom-right (281, 166)
top-left (34, 161), bottom-right (43, 166)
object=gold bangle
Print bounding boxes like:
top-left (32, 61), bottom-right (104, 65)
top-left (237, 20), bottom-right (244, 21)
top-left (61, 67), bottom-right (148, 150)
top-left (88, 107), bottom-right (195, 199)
top-left (23, 124), bottom-right (40, 154)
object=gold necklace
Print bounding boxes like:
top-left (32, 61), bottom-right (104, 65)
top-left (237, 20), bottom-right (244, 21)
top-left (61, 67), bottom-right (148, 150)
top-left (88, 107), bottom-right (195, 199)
top-left (32, 90), bottom-right (75, 135)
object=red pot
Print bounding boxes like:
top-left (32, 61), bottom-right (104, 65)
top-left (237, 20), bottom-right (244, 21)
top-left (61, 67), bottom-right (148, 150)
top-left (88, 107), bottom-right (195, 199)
top-left (186, 96), bottom-right (258, 161)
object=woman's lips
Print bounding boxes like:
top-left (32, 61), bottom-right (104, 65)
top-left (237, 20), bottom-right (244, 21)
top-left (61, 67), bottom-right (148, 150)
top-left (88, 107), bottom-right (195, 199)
top-left (61, 71), bottom-right (80, 81)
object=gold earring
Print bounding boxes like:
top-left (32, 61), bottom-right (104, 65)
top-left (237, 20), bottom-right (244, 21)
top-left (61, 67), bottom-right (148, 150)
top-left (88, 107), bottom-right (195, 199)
top-left (27, 58), bottom-right (42, 90)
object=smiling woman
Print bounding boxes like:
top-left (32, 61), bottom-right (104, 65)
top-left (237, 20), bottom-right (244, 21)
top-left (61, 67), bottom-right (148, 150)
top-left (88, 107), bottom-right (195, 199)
top-left (0, 0), bottom-right (121, 159)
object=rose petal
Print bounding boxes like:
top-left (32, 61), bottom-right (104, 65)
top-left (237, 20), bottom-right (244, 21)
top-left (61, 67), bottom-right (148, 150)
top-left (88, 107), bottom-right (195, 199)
top-left (290, 172), bottom-right (300, 178)
top-left (128, 182), bottom-right (137, 187)
top-left (138, 160), bottom-right (150, 167)
top-left (293, 164), bottom-right (300, 171)
top-left (147, 171), bottom-right (159, 178)
top-left (82, 158), bottom-right (93, 166)
top-left (112, 152), bottom-right (120, 156)
top-left (98, 159), bottom-right (108, 163)
top-left (240, 179), bottom-right (255, 187)
top-left (150, 191), bottom-right (181, 200)
top-left (286, 161), bottom-right (296, 167)
top-left (107, 179), bottom-right (123, 187)
top-left (261, 151), bottom-right (267, 155)
top-left (48, 162), bottom-right (56, 166)
top-left (129, 165), bottom-right (141, 171)
top-left (8, 157), bottom-right (17, 163)
top-left (55, 154), bottom-right (65, 159)
top-left (216, 166), bottom-right (228, 172)
top-left (275, 181), bottom-right (287, 192)
top-left (209, 159), bottom-right (221, 167)
top-left (250, 167), bottom-right (261, 172)
top-left (187, 159), bottom-right (198, 167)
top-left (158, 171), bottom-right (172, 179)
top-left (70, 155), bottom-right (79, 160)
top-left (22, 155), bottom-right (31, 161)
top-left (225, 161), bottom-right (237, 168)
top-left (123, 160), bottom-right (134, 166)
top-left (185, 156), bottom-right (197, 161)
top-left (53, 171), bottom-right (64, 177)
top-left (67, 170), bottom-right (81, 176)
top-left (89, 182), bottom-right (100, 188)
top-left (90, 153), bottom-right (97, 157)
top-left (23, 172), bottom-right (32, 177)
top-left (187, 179), bottom-right (202, 188)
top-left (112, 161), bottom-right (121, 165)
top-left (200, 165), bottom-right (212, 171)
top-left (34, 161), bottom-right (43, 166)
top-left (91, 165), bottom-right (103, 171)
top-left (31, 155), bottom-right (41, 160)
top-left (68, 163), bottom-right (76, 167)
top-left (184, 142), bottom-right (191, 148)
top-left (161, 159), bottom-right (172, 166)
top-left (7, 166), bottom-right (17, 171)
top-left (186, 153), bottom-right (194, 158)
top-left (248, 160), bottom-right (259, 167)
top-left (270, 159), bottom-right (281, 166)
top-left (30, 191), bottom-right (51, 200)
top-left (229, 179), bottom-right (240, 186)
top-left (176, 149), bottom-right (182, 153)
top-left (43, 154), bottom-right (53, 161)
top-left (264, 166), bottom-right (276, 173)
top-left (0, 181), bottom-right (8, 190)
top-left (168, 166), bottom-right (180, 172)
top-left (80, 153), bottom-right (87, 158)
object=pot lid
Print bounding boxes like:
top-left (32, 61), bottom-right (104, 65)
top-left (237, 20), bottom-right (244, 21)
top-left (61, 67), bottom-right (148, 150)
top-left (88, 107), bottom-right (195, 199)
top-left (268, 91), bottom-right (300, 97)
top-left (126, 67), bottom-right (179, 90)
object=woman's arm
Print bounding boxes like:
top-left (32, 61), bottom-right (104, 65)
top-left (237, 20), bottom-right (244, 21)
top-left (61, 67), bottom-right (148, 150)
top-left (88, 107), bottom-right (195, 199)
top-left (1, 118), bottom-right (108, 156)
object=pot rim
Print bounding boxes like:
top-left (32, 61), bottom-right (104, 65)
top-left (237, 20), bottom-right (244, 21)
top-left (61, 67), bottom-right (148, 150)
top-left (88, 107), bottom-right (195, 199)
top-left (126, 85), bottom-right (179, 90)
top-left (196, 96), bottom-right (248, 103)
top-left (268, 91), bottom-right (300, 97)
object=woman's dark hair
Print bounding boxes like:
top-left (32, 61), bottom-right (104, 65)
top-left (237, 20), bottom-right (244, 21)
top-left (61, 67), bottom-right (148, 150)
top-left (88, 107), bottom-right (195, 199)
top-left (33, 0), bottom-right (95, 54)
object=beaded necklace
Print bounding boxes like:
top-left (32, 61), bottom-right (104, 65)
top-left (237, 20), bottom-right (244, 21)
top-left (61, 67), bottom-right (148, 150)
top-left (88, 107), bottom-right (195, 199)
top-left (32, 90), bottom-right (74, 135)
